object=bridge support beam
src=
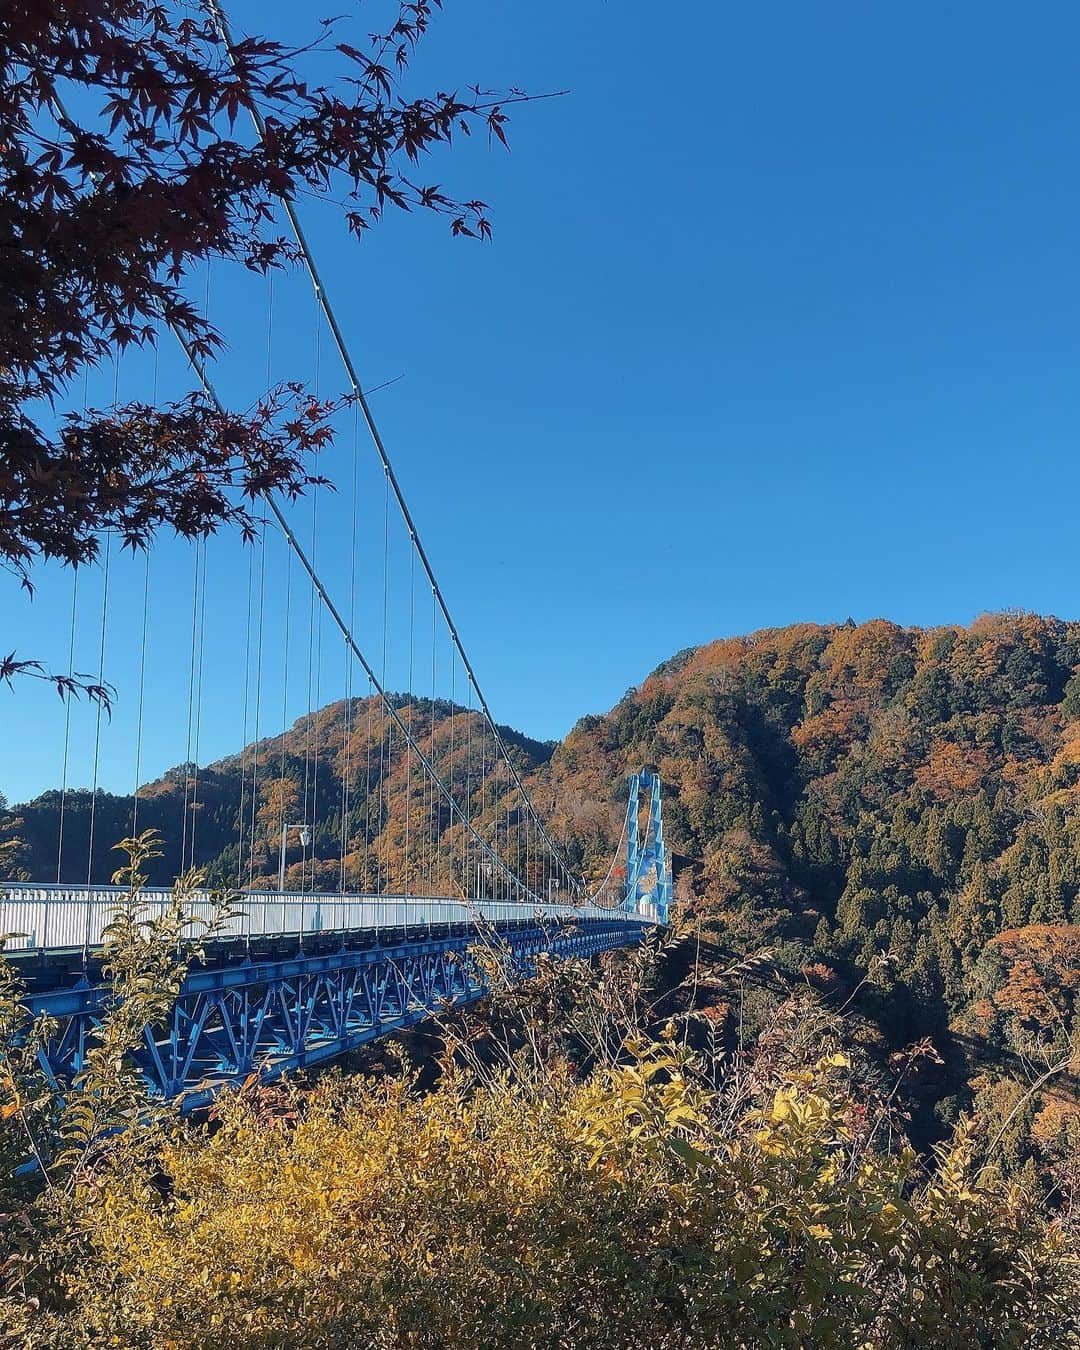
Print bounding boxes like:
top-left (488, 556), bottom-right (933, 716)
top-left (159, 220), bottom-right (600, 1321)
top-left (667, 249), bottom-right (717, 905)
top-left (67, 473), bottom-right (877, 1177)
top-left (625, 772), bottom-right (671, 923)
top-left (22, 918), bottom-right (641, 1109)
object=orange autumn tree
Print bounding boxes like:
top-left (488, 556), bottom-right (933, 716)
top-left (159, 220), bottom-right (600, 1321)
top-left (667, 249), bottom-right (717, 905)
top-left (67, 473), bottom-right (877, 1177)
top-left (983, 925), bottom-right (1080, 1035)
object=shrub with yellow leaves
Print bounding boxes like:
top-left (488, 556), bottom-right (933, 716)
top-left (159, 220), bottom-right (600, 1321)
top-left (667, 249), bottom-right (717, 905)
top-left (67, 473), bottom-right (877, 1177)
top-left (39, 1038), bottom-right (1080, 1349)
top-left (1, 861), bottom-right (1077, 1348)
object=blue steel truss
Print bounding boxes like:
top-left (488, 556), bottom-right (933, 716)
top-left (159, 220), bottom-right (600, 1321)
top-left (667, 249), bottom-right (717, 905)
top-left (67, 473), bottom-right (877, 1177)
top-left (22, 917), bottom-right (639, 1110)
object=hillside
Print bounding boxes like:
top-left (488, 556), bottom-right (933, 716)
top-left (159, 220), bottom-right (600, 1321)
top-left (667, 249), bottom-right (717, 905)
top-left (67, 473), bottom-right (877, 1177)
top-left (5, 613), bottom-right (1080, 1173)
top-left (541, 614), bottom-right (1080, 1171)
top-left (2, 696), bottom-right (556, 894)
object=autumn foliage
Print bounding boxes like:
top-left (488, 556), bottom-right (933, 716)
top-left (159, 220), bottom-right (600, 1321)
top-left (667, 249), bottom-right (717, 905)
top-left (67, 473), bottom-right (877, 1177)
top-left (2, 0), bottom-right (528, 697)
top-left (1, 885), bottom-right (1077, 1348)
top-left (47, 1055), bottom-right (1078, 1349)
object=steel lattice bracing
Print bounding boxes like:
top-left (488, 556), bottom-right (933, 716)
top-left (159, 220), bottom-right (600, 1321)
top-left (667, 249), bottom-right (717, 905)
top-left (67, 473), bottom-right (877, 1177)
top-left (19, 916), bottom-right (642, 1109)
top-left (626, 771), bottom-right (672, 923)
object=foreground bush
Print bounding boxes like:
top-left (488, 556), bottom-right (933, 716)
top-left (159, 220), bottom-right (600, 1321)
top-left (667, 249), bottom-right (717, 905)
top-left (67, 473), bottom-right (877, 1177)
top-left (32, 1042), bottom-right (1075, 1349)
top-left (2, 849), bottom-right (1077, 1347)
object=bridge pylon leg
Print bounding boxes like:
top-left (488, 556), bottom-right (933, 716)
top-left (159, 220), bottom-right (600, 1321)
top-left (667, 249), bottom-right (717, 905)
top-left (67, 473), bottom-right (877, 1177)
top-left (624, 771), bottom-right (670, 924)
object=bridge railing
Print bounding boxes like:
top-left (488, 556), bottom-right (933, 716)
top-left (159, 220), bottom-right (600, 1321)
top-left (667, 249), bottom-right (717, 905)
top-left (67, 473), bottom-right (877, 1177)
top-left (0, 884), bottom-right (659, 953)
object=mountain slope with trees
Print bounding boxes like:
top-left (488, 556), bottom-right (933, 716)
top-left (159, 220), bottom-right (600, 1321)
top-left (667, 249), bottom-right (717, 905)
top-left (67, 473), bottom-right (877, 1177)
top-left (541, 613), bottom-right (1080, 1178)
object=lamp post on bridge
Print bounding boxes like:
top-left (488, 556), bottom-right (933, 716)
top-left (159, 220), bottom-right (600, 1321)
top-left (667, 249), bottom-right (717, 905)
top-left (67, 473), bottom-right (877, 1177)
top-left (279, 822), bottom-right (312, 894)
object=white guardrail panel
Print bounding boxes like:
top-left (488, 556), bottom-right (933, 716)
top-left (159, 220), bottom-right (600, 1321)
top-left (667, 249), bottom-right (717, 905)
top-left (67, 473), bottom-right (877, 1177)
top-left (0, 884), bottom-right (658, 952)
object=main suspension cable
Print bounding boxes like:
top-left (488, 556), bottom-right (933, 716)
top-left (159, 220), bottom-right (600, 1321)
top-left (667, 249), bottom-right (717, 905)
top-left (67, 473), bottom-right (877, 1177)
top-left (173, 333), bottom-right (545, 901)
top-left (205, 0), bottom-right (580, 894)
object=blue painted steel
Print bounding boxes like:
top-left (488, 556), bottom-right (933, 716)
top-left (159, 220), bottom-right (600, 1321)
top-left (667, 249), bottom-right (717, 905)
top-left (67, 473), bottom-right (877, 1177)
top-left (626, 772), bottom-right (641, 915)
top-left (20, 916), bottom-right (639, 1109)
top-left (625, 772), bottom-right (671, 923)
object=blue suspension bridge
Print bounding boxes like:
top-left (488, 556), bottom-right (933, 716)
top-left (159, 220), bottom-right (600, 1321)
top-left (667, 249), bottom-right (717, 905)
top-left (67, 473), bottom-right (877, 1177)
top-left (1, 30), bottom-right (671, 1107)
top-left (2, 771), bottom-right (667, 1110)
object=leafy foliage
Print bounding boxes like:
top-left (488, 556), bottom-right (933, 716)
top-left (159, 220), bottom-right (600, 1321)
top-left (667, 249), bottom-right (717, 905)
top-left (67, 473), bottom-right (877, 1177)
top-left (0, 832), bottom-right (234, 1336)
top-left (2, 0), bottom-right (534, 696)
top-left (0, 843), bottom-right (1077, 1345)
top-left (10, 1007), bottom-right (1080, 1347)
top-left (51, 1059), bottom-right (1074, 1348)
top-left (536, 616), bottom-right (1080, 1174)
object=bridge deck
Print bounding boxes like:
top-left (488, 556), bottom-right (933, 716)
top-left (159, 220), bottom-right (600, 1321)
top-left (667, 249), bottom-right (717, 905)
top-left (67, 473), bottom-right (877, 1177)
top-left (4, 900), bottom-right (650, 1108)
top-left (1, 883), bottom-right (656, 954)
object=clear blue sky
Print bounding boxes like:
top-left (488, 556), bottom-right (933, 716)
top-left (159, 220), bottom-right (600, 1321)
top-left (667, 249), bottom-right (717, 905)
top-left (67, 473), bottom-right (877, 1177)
top-left (5, 0), bottom-right (1080, 806)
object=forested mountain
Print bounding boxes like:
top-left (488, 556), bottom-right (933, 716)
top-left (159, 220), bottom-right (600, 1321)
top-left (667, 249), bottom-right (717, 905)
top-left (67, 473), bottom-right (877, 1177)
top-left (5, 613), bottom-right (1080, 1176)
top-left (542, 613), bottom-right (1080, 1178)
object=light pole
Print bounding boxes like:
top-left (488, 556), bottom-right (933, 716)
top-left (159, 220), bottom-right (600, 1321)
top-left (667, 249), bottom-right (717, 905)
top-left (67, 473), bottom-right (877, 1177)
top-left (279, 822), bottom-right (311, 893)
